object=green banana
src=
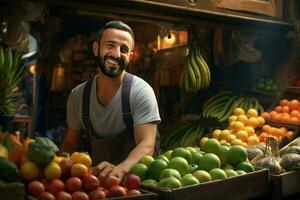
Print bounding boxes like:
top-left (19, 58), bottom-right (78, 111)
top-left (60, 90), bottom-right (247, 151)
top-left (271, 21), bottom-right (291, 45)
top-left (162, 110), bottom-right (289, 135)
top-left (190, 51), bottom-right (202, 90)
top-left (217, 95), bottom-right (241, 121)
top-left (219, 96), bottom-right (245, 122)
top-left (203, 91), bottom-right (233, 109)
top-left (203, 95), bottom-right (232, 117)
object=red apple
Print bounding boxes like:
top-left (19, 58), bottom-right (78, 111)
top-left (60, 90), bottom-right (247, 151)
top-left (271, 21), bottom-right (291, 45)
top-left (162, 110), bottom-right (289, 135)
top-left (82, 174), bottom-right (100, 192)
top-left (27, 181), bottom-right (46, 197)
top-left (127, 189), bottom-right (141, 196)
top-left (37, 192), bottom-right (55, 200)
top-left (102, 176), bottom-right (119, 189)
top-left (65, 177), bottom-right (82, 193)
top-left (108, 185), bottom-right (127, 197)
top-left (123, 174), bottom-right (141, 190)
top-left (59, 158), bottom-right (74, 177)
top-left (71, 191), bottom-right (89, 200)
top-left (89, 189), bottom-right (106, 200)
top-left (46, 179), bottom-right (65, 195)
top-left (56, 191), bottom-right (72, 200)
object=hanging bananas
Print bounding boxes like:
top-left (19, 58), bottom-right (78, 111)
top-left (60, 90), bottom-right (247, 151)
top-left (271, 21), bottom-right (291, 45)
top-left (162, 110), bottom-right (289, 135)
top-left (179, 45), bottom-right (211, 93)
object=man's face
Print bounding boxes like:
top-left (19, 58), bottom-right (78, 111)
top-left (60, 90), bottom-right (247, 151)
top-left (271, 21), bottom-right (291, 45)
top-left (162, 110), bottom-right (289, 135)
top-left (98, 28), bottom-right (134, 78)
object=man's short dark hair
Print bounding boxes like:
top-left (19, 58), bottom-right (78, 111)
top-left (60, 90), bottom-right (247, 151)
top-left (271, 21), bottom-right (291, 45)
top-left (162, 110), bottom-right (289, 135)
top-left (98, 21), bottom-right (135, 50)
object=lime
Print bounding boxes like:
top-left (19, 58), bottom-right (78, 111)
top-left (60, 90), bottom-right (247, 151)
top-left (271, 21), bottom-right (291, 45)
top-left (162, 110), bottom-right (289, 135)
top-left (139, 155), bottom-right (154, 167)
top-left (236, 170), bottom-right (247, 175)
top-left (168, 157), bottom-right (189, 176)
top-left (191, 151), bottom-right (203, 165)
top-left (171, 147), bottom-right (192, 163)
top-left (218, 145), bottom-right (230, 166)
top-left (193, 170), bottom-right (212, 183)
top-left (235, 162), bottom-right (254, 173)
top-left (142, 179), bottom-right (158, 187)
top-left (224, 169), bottom-right (238, 177)
top-left (227, 145), bottom-right (247, 166)
top-left (209, 168), bottom-right (227, 181)
top-left (156, 155), bottom-right (169, 163)
top-left (202, 139), bottom-right (221, 155)
top-left (148, 159), bottom-right (168, 181)
top-left (160, 168), bottom-right (181, 181)
top-left (158, 177), bottom-right (182, 189)
top-left (163, 150), bottom-right (173, 160)
top-left (130, 163), bottom-right (148, 181)
top-left (198, 153), bottom-right (221, 172)
top-left (185, 146), bottom-right (197, 153)
top-left (181, 174), bottom-right (200, 187)
top-left (222, 164), bottom-right (234, 170)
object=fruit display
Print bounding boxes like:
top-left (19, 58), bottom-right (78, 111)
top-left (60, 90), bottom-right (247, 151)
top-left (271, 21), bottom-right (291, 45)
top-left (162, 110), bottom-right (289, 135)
top-left (261, 99), bottom-right (300, 124)
top-left (161, 120), bottom-right (208, 149)
top-left (131, 141), bottom-right (255, 190)
top-left (202, 91), bottom-right (264, 122)
top-left (210, 107), bottom-right (294, 148)
top-left (179, 45), bottom-right (211, 93)
top-left (252, 78), bottom-right (280, 93)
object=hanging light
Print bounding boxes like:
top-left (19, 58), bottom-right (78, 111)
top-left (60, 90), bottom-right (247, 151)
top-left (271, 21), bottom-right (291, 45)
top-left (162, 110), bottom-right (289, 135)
top-left (157, 29), bottom-right (188, 50)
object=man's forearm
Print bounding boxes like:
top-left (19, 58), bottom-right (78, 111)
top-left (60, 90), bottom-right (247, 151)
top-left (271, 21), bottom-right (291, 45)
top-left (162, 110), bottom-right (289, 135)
top-left (117, 140), bottom-right (154, 173)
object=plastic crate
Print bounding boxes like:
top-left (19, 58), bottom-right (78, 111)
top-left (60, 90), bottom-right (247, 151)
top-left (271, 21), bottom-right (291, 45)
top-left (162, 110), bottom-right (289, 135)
top-left (270, 170), bottom-right (300, 199)
top-left (0, 182), bottom-right (25, 200)
top-left (141, 169), bottom-right (269, 200)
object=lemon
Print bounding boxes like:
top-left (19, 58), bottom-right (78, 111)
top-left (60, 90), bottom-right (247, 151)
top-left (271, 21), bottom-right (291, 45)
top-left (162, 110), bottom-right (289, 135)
top-left (44, 162), bottom-right (62, 181)
top-left (20, 161), bottom-right (40, 181)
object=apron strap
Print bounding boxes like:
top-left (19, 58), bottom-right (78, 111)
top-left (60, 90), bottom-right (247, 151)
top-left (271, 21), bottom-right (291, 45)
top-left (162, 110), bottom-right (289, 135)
top-left (81, 78), bottom-right (94, 153)
top-left (121, 72), bottom-right (162, 156)
top-left (122, 73), bottom-right (134, 133)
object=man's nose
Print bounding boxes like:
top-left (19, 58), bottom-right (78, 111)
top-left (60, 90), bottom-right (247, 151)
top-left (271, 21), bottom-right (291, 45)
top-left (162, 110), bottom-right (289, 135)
top-left (111, 46), bottom-right (121, 58)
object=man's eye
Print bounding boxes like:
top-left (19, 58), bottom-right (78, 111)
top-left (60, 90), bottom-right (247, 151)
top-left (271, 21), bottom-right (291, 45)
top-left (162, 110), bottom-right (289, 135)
top-left (121, 46), bottom-right (129, 53)
top-left (107, 44), bottom-right (114, 48)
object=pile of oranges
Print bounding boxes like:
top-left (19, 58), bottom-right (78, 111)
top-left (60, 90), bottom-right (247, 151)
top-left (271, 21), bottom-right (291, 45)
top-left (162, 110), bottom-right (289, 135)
top-left (261, 99), bottom-right (300, 124)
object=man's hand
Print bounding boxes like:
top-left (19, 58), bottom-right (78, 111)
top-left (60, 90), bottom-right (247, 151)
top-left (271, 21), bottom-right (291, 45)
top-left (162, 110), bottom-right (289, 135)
top-left (91, 161), bottom-right (127, 182)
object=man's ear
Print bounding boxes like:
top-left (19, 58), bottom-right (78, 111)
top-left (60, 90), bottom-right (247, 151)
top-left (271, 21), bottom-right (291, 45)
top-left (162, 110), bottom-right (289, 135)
top-left (128, 51), bottom-right (134, 62)
top-left (92, 41), bottom-right (99, 56)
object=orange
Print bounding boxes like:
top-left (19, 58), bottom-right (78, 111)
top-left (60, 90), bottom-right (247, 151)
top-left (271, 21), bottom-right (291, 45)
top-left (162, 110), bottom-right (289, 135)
top-left (219, 130), bottom-right (231, 140)
top-left (236, 130), bottom-right (248, 142)
top-left (286, 131), bottom-right (293, 139)
top-left (233, 108), bottom-right (245, 116)
top-left (244, 126), bottom-right (255, 136)
top-left (71, 163), bottom-right (88, 178)
top-left (44, 162), bottom-right (62, 181)
top-left (237, 115), bottom-right (248, 125)
top-left (257, 116), bottom-right (265, 127)
top-left (70, 152), bottom-right (92, 168)
top-left (261, 112), bottom-right (270, 119)
top-left (280, 99), bottom-right (289, 106)
top-left (258, 132), bottom-right (268, 142)
top-left (247, 135), bottom-right (260, 146)
top-left (20, 161), bottom-right (40, 181)
top-left (275, 106), bottom-right (282, 113)
top-left (282, 106), bottom-right (290, 113)
top-left (228, 115), bottom-right (238, 123)
top-left (247, 109), bottom-right (258, 118)
top-left (212, 129), bottom-right (222, 140)
top-left (289, 99), bottom-right (300, 110)
top-left (231, 121), bottom-right (244, 132)
top-left (247, 117), bottom-right (259, 128)
top-left (262, 125), bottom-right (271, 132)
top-left (226, 134), bottom-right (236, 143)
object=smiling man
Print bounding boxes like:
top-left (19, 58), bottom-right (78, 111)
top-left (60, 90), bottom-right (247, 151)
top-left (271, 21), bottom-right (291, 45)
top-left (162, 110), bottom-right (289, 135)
top-left (60, 21), bottom-right (161, 182)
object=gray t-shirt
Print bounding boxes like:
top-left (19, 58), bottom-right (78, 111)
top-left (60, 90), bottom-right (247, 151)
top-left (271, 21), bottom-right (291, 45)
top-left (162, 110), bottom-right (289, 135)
top-left (67, 74), bottom-right (161, 138)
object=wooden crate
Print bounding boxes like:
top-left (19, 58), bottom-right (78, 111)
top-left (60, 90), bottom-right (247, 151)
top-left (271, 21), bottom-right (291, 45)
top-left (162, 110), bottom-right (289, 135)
top-left (108, 190), bottom-right (157, 200)
top-left (141, 169), bottom-right (269, 200)
top-left (0, 182), bottom-right (25, 200)
top-left (270, 170), bottom-right (300, 199)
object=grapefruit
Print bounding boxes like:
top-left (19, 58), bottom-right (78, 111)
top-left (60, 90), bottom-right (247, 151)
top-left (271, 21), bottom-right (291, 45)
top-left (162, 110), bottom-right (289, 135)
top-left (209, 168), bottom-right (227, 181)
top-left (158, 177), bottom-right (182, 189)
top-left (198, 153), bottom-right (221, 172)
top-left (148, 159), bottom-right (168, 181)
top-left (130, 163), bottom-right (148, 181)
top-left (193, 170), bottom-right (212, 183)
top-left (181, 174), bottom-right (200, 187)
top-left (168, 157), bottom-right (189, 176)
top-left (202, 139), bottom-right (220, 155)
top-left (227, 146), bottom-right (247, 166)
top-left (159, 168), bottom-right (181, 181)
top-left (171, 147), bottom-right (192, 163)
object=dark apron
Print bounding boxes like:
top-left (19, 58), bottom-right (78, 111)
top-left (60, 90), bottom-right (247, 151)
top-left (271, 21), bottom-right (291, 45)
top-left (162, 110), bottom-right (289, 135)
top-left (80, 72), bottom-right (161, 166)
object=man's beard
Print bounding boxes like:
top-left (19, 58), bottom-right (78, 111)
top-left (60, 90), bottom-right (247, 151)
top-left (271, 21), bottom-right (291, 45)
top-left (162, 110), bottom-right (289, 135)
top-left (98, 55), bottom-right (127, 78)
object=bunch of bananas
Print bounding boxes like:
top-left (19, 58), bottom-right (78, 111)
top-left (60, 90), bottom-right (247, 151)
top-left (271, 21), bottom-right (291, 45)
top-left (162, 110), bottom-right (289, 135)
top-left (162, 120), bottom-right (207, 149)
top-left (202, 91), bottom-right (264, 122)
top-left (179, 45), bottom-right (211, 93)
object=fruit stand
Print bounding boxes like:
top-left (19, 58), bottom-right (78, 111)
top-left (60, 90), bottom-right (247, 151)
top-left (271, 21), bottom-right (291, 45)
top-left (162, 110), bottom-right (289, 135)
top-left (1, 1), bottom-right (300, 200)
